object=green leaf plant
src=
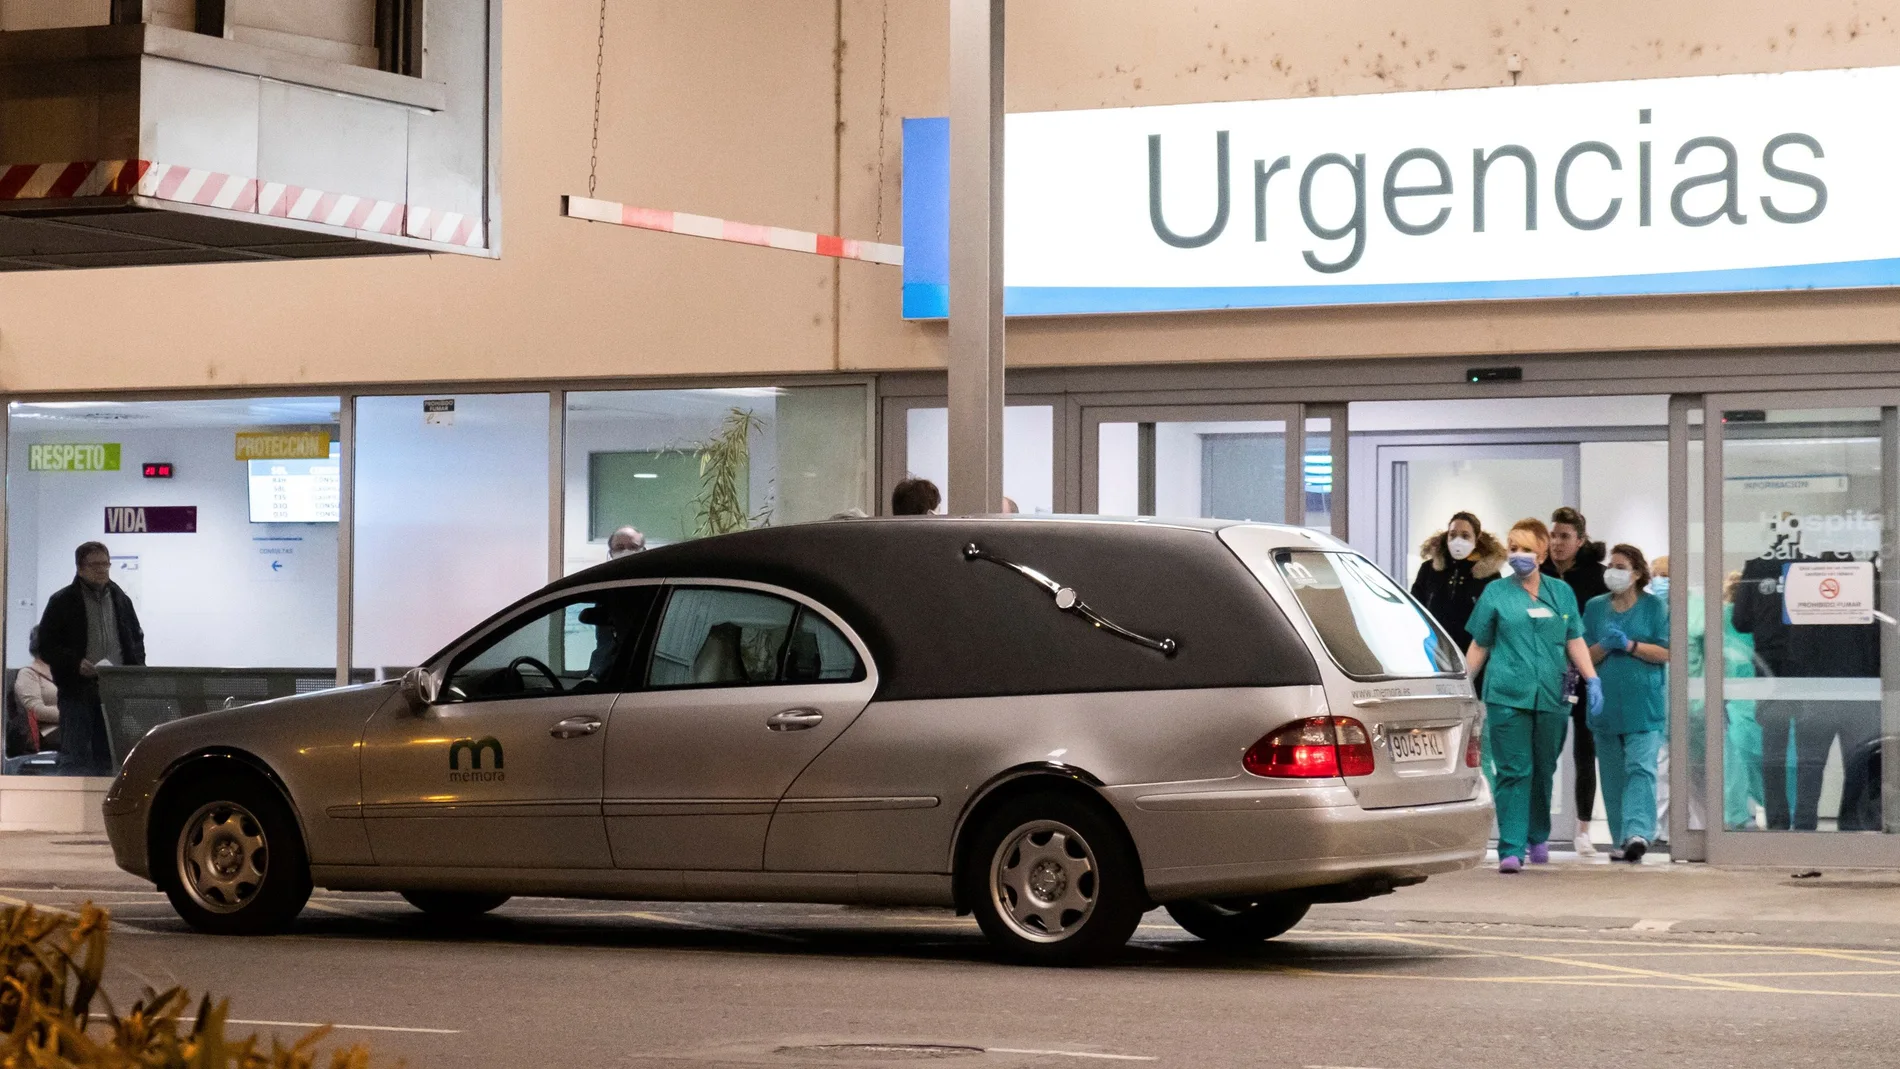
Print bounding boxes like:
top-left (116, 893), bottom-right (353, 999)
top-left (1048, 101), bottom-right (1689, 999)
top-left (2, 903), bottom-right (378, 1069)
top-left (693, 408), bottom-right (772, 537)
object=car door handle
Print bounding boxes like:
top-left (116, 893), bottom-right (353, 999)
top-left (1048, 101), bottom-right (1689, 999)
top-left (766, 708), bottom-right (824, 732)
top-left (550, 715), bottom-right (603, 739)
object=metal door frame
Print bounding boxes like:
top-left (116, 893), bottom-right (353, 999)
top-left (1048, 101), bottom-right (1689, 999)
top-left (1076, 402), bottom-right (1307, 524)
top-left (1371, 442), bottom-right (1581, 582)
top-left (878, 392), bottom-right (1070, 516)
top-left (1702, 389), bottom-right (1900, 866)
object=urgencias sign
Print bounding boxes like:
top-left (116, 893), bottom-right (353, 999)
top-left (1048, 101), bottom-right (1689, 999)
top-left (901, 65), bottom-right (1893, 318)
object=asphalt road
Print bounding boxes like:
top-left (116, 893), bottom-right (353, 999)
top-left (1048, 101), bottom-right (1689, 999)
top-left (3, 880), bottom-right (1894, 1069)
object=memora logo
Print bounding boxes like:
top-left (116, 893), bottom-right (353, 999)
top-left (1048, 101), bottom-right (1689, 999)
top-left (448, 737), bottom-right (504, 783)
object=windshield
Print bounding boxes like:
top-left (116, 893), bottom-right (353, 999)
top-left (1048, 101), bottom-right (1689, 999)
top-left (1274, 550), bottom-right (1461, 680)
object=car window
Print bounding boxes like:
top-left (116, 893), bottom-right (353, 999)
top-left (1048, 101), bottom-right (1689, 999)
top-left (1274, 550), bottom-right (1461, 680)
top-left (648, 587), bottom-right (861, 688)
top-left (444, 590), bottom-right (650, 703)
top-left (783, 607), bottom-right (862, 682)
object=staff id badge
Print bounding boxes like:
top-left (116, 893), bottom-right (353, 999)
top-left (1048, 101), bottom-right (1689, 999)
top-left (1527, 606), bottom-right (1556, 618)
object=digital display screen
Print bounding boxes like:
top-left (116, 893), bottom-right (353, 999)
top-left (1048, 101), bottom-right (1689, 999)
top-left (248, 443), bottom-right (340, 523)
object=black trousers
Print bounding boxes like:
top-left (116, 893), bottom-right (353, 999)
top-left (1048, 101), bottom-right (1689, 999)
top-left (55, 692), bottom-right (112, 777)
top-left (1570, 705), bottom-right (1597, 824)
top-left (1757, 699), bottom-right (1880, 831)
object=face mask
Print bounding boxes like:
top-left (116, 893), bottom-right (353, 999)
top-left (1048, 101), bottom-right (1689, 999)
top-left (1604, 567), bottom-right (1634, 593)
top-left (1446, 536), bottom-right (1476, 561)
top-left (610, 547), bottom-right (638, 559)
top-left (1649, 576), bottom-right (1670, 599)
top-left (1507, 552), bottom-right (1538, 578)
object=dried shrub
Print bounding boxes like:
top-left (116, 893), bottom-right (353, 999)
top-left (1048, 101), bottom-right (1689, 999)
top-left (2, 903), bottom-right (377, 1069)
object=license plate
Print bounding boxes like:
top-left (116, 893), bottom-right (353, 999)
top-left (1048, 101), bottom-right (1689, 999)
top-left (1387, 728), bottom-right (1448, 763)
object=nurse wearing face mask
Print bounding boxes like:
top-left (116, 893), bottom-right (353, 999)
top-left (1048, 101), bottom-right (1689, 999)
top-left (1583, 544), bottom-right (1671, 862)
top-left (1464, 518), bottom-right (1604, 874)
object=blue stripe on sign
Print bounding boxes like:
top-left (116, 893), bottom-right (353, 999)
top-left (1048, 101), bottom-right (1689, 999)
top-left (900, 117), bottom-right (950, 288)
top-left (901, 256), bottom-right (1900, 319)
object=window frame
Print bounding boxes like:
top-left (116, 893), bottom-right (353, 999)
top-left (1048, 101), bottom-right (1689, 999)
top-left (640, 580), bottom-right (871, 692)
top-left (1271, 548), bottom-right (1463, 683)
top-left (431, 580), bottom-right (662, 703)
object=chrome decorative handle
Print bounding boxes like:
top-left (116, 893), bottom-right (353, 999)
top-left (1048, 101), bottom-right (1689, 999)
top-left (963, 542), bottom-right (1179, 656)
top-left (550, 715), bottom-right (603, 739)
top-left (767, 708), bottom-right (825, 731)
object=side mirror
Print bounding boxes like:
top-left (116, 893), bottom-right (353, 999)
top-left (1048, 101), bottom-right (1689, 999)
top-left (399, 667), bottom-right (440, 710)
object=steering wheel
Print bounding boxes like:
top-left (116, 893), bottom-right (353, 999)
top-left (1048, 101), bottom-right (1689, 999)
top-left (507, 655), bottom-right (563, 694)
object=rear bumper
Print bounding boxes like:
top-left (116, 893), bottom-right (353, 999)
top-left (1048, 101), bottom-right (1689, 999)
top-left (1113, 786), bottom-right (1493, 902)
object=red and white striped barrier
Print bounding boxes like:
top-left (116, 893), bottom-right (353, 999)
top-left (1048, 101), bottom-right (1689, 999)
top-left (0, 160), bottom-right (481, 249)
top-left (0, 160), bottom-right (147, 200)
top-left (563, 194), bottom-right (902, 266)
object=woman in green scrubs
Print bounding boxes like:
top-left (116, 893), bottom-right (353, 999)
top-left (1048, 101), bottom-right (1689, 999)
top-left (1584, 544), bottom-right (1671, 862)
top-left (1465, 518), bottom-right (1604, 873)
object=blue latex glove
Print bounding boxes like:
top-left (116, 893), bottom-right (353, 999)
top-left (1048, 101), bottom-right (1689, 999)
top-left (1600, 626), bottom-right (1631, 653)
top-left (1584, 676), bottom-right (1605, 725)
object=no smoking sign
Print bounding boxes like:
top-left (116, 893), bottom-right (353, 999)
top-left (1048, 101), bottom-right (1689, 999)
top-left (1783, 561), bottom-right (1873, 625)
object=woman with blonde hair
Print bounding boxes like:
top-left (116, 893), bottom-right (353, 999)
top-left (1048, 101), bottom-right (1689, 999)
top-left (1464, 518), bottom-right (1604, 873)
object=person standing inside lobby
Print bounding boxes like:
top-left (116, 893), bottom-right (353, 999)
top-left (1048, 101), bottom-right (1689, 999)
top-left (1465, 518), bottom-right (1604, 873)
top-left (1584, 545), bottom-right (1670, 863)
top-left (1411, 511), bottom-right (1504, 653)
top-left (1544, 507), bottom-right (1610, 856)
top-left (37, 542), bottom-right (146, 776)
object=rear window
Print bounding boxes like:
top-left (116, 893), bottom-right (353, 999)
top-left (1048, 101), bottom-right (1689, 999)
top-left (1273, 550), bottom-right (1461, 680)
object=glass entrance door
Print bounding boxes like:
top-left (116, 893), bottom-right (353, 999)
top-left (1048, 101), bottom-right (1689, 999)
top-left (1079, 404), bottom-right (1328, 529)
top-left (1702, 395), bottom-right (1900, 864)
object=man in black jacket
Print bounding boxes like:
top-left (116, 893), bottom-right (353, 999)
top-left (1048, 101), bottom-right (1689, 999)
top-left (37, 541), bottom-right (146, 776)
top-left (1543, 507), bottom-right (1611, 853)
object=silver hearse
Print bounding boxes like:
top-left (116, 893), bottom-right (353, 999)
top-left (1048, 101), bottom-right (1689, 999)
top-left (103, 517), bottom-right (1491, 965)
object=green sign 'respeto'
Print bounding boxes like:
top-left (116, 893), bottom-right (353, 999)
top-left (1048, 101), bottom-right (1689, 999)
top-left (28, 443), bottom-right (121, 472)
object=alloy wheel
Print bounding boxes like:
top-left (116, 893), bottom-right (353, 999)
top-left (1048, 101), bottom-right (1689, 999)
top-left (177, 801), bottom-right (270, 914)
top-left (989, 819), bottom-right (1099, 943)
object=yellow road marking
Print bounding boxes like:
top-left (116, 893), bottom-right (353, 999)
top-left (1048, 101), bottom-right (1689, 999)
top-left (1367, 932), bottom-right (1786, 993)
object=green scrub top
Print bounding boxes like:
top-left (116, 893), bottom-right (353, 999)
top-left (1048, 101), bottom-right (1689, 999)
top-left (1466, 574), bottom-right (1583, 714)
top-left (1583, 591), bottom-right (1669, 734)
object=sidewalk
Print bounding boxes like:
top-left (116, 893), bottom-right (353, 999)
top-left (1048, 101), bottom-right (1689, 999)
top-left (4, 832), bottom-right (1899, 947)
top-left (1316, 848), bottom-right (1900, 946)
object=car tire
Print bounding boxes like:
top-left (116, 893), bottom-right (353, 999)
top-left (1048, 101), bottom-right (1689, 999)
top-left (1164, 897), bottom-right (1310, 944)
top-left (401, 890), bottom-right (511, 917)
top-left (158, 772), bottom-right (311, 935)
top-left (961, 791), bottom-right (1145, 966)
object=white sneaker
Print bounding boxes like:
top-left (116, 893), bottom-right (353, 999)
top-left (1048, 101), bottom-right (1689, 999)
top-left (1573, 828), bottom-right (1598, 857)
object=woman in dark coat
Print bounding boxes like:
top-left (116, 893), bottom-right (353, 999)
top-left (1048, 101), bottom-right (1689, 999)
top-left (1411, 511), bottom-right (1505, 652)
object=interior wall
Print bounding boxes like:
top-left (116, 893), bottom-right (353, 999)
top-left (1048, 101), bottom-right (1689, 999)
top-left (353, 393), bottom-right (549, 669)
top-left (1580, 440), bottom-right (1671, 565)
top-left (6, 427), bottom-right (339, 669)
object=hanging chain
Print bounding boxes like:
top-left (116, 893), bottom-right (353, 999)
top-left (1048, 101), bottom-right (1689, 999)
top-left (588, 0), bottom-right (609, 196)
top-left (873, 0), bottom-right (890, 239)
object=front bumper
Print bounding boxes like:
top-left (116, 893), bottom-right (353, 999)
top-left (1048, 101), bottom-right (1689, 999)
top-left (103, 805), bottom-right (150, 880)
top-left (1112, 784), bottom-right (1493, 902)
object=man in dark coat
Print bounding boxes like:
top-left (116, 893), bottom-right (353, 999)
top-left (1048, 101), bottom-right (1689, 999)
top-left (1542, 507), bottom-right (1610, 852)
top-left (37, 541), bottom-right (146, 776)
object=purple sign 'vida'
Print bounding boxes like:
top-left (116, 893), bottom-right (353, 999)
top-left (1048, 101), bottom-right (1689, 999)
top-left (104, 506), bottom-right (197, 534)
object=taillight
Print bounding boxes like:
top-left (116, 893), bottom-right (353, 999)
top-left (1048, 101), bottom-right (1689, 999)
top-left (1464, 721), bottom-right (1484, 768)
top-left (1245, 716), bottom-right (1376, 779)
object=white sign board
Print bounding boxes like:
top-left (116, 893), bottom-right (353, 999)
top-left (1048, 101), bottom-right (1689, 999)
top-left (903, 65), bottom-right (1900, 316)
top-left (1782, 560), bottom-right (1874, 625)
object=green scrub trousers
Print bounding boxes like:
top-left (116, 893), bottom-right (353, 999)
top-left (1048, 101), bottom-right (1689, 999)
top-left (1467, 575), bottom-right (1584, 862)
top-left (1487, 704), bottom-right (1571, 860)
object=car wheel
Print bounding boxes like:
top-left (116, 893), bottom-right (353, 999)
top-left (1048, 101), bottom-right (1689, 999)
top-left (160, 773), bottom-right (311, 935)
top-left (962, 792), bottom-right (1144, 966)
top-left (1164, 897), bottom-right (1309, 944)
top-left (401, 890), bottom-right (511, 917)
